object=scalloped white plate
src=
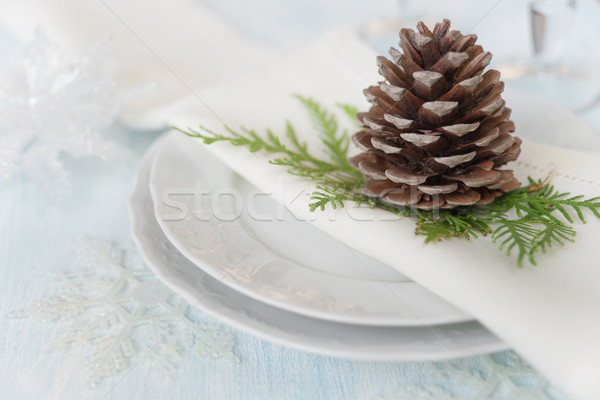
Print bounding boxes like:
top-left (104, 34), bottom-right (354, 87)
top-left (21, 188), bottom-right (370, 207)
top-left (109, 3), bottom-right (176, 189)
top-left (130, 137), bottom-right (506, 360)
top-left (148, 131), bottom-right (472, 326)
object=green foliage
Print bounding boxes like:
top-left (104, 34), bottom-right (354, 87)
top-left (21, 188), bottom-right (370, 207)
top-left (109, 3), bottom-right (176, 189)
top-left (413, 178), bottom-right (600, 266)
top-left (177, 96), bottom-right (600, 267)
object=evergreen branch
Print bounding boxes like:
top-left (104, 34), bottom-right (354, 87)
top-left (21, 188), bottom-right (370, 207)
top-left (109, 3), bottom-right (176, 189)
top-left (530, 219), bottom-right (575, 256)
top-left (415, 210), bottom-right (492, 242)
top-left (293, 94), bottom-right (358, 172)
top-left (492, 217), bottom-right (576, 267)
top-left (310, 185), bottom-right (361, 211)
top-left (419, 178), bottom-right (596, 266)
top-left (490, 179), bottom-right (600, 224)
top-left (176, 96), bottom-right (600, 267)
top-left (493, 218), bottom-right (538, 266)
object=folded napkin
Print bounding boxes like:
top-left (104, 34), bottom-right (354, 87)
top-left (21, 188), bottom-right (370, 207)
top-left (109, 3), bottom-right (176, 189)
top-left (161, 30), bottom-right (600, 400)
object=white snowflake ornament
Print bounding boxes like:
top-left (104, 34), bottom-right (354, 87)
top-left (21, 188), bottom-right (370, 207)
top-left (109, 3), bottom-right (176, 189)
top-left (10, 238), bottom-right (236, 387)
top-left (0, 31), bottom-right (129, 190)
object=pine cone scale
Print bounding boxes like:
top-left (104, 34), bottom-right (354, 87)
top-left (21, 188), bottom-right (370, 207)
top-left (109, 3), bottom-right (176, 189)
top-left (445, 190), bottom-right (481, 206)
top-left (351, 19), bottom-right (522, 209)
top-left (440, 122), bottom-right (480, 136)
top-left (418, 182), bottom-right (458, 195)
top-left (385, 166), bottom-right (430, 185)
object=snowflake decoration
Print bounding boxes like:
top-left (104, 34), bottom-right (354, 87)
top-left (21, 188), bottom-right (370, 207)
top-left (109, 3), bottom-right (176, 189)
top-left (0, 32), bottom-right (129, 191)
top-left (9, 238), bottom-right (236, 387)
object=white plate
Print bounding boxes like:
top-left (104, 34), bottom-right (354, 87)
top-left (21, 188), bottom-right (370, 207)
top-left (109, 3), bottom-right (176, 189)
top-left (149, 132), bottom-right (471, 326)
top-left (131, 138), bottom-right (506, 360)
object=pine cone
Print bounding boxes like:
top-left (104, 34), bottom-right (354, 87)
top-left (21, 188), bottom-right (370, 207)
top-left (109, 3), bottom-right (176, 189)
top-left (350, 19), bottom-right (522, 209)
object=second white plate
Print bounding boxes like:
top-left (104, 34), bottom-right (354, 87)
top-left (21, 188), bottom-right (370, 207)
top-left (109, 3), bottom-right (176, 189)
top-left (131, 139), bottom-right (505, 359)
top-left (149, 132), bottom-right (471, 326)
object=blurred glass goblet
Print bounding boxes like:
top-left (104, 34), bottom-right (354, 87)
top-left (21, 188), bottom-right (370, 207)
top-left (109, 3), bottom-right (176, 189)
top-left (501, 0), bottom-right (600, 112)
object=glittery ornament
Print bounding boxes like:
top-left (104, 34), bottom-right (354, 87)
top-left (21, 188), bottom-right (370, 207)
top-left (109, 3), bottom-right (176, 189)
top-left (0, 32), bottom-right (129, 192)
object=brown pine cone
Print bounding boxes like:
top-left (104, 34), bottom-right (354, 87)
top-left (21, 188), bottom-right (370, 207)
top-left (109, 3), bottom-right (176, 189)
top-left (350, 19), bottom-right (522, 209)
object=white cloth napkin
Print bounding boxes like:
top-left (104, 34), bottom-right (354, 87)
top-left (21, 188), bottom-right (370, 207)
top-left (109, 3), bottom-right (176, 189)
top-left (161, 30), bottom-right (600, 400)
top-left (0, 0), bottom-right (281, 129)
